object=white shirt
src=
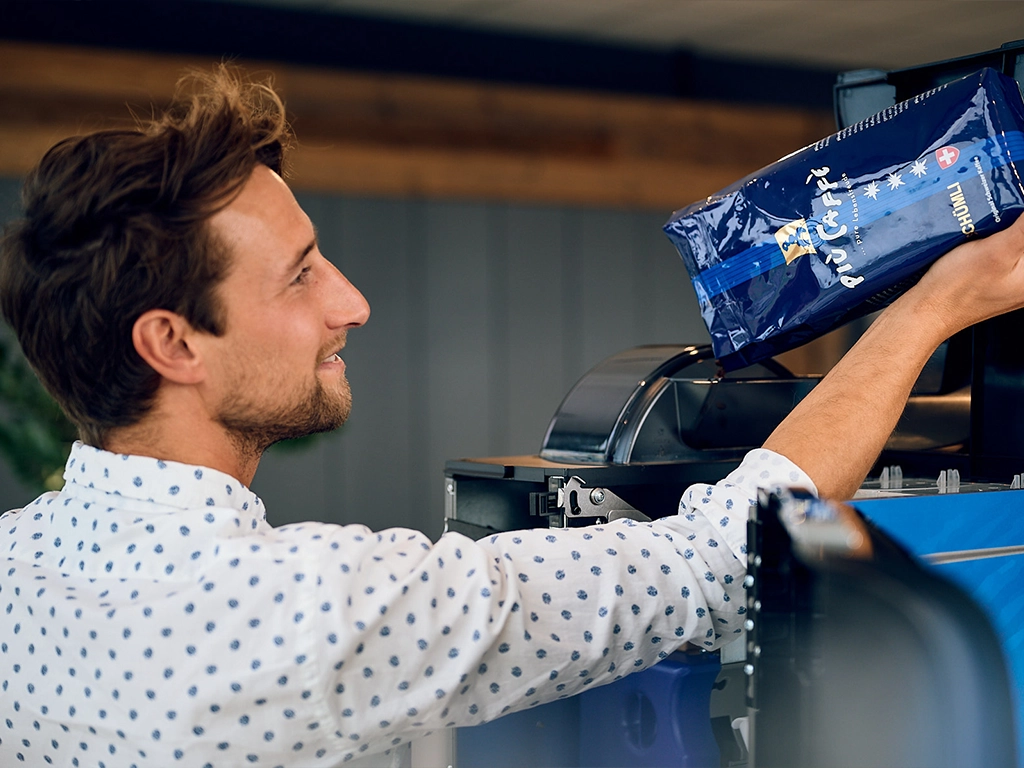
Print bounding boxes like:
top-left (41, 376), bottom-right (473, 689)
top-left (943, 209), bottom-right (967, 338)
top-left (0, 442), bottom-right (812, 767)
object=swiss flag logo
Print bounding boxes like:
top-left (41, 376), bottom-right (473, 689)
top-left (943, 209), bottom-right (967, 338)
top-left (935, 145), bottom-right (960, 169)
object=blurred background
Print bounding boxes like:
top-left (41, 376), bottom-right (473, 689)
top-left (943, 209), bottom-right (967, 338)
top-left (0, 0), bottom-right (1020, 535)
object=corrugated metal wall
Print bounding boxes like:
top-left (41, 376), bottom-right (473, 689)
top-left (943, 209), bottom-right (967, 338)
top-left (0, 178), bottom-right (710, 537)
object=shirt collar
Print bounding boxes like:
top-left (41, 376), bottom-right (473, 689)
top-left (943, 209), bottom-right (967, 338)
top-left (62, 441), bottom-right (266, 520)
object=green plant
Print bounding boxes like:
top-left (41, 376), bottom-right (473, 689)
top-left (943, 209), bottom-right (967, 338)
top-left (0, 327), bottom-right (76, 493)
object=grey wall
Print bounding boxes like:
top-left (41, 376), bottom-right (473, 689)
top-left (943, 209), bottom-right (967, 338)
top-left (0, 177), bottom-right (709, 538)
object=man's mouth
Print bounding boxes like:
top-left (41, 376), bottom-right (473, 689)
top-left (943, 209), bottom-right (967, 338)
top-left (320, 333), bottom-right (348, 368)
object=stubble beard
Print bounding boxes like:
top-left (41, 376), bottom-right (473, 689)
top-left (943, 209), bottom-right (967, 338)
top-left (216, 374), bottom-right (351, 460)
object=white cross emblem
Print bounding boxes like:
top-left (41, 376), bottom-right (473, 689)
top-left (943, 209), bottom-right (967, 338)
top-left (935, 146), bottom-right (960, 169)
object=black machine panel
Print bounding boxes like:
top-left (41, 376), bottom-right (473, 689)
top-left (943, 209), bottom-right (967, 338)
top-left (748, 489), bottom-right (1016, 768)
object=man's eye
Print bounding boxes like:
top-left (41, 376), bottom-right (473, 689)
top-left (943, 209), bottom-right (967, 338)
top-left (293, 266), bottom-right (312, 285)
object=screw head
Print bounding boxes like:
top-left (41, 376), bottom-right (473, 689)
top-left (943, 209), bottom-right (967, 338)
top-left (589, 489), bottom-right (606, 505)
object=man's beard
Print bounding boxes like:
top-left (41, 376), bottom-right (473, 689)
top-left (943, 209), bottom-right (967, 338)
top-left (215, 375), bottom-right (351, 459)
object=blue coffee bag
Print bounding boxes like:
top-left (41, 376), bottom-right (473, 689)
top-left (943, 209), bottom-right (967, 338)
top-left (664, 68), bottom-right (1024, 370)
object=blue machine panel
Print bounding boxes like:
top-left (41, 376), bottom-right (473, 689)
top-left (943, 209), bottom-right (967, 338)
top-left (858, 491), bottom-right (1024, 764)
top-left (455, 651), bottom-right (722, 767)
top-left (579, 651), bottom-right (721, 768)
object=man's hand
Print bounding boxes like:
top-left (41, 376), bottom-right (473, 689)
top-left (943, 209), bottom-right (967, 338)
top-left (904, 212), bottom-right (1024, 340)
top-left (763, 211), bottom-right (1024, 500)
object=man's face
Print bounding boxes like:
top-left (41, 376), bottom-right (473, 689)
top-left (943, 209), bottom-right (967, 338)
top-left (201, 165), bottom-right (370, 451)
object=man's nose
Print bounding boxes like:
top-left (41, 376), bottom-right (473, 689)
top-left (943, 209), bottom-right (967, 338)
top-left (327, 268), bottom-right (370, 329)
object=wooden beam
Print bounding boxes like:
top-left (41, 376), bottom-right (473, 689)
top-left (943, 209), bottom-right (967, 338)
top-left (0, 41), bottom-right (835, 210)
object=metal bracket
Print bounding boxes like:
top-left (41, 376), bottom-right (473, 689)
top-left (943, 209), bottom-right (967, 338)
top-left (530, 476), bottom-right (650, 525)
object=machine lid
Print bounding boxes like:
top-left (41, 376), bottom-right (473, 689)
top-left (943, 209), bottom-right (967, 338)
top-left (539, 344), bottom-right (794, 463)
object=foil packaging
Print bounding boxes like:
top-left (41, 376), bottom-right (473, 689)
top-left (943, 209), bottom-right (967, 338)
top-left (664, 68), bottom-right (1024, 370)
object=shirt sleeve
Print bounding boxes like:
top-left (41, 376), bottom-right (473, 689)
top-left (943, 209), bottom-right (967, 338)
top-left (297, 448), bottom-right (815, 756)
top-left (679, 447), bottom-right (818, 562)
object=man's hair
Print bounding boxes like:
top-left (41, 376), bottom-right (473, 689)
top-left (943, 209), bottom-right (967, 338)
top-left (0, 65), bottom-right (292, 447)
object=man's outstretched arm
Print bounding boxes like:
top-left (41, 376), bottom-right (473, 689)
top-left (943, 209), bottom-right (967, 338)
top-left (763, 213), bottom-right (1024, 500)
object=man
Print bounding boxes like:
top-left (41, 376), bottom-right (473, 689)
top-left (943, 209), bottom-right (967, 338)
top-left (1, 66), bottom-right (1023, 767)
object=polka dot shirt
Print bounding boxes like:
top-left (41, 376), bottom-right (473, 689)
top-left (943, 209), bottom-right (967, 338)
top-left (0, 442), bottom-right (813, 766)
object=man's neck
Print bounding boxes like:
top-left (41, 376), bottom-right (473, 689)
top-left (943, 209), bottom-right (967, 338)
top-left (103, 415), bottom-right (262, 487)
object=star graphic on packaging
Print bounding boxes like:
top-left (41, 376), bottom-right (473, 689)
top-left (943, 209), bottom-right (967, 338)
top-left (887, 172), bottom-right (905, 191)
top-left (910, 159), bottom-right (928, 178)
top-left (864, 181), bottom-right (880, 200)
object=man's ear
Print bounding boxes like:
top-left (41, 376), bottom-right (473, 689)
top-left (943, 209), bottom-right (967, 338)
top-left (132, 310), bottom-right (206, 385)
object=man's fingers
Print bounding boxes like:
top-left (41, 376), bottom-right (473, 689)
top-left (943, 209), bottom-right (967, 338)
top-left (905, 211), bottom-right (1024, 338)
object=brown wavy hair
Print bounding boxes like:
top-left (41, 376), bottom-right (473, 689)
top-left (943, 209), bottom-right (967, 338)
top-left (0, 65), bottom-right (292, 447)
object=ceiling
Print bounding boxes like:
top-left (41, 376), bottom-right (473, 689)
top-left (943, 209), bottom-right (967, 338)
top-left (227, 0), bottom-right (1024, 71)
